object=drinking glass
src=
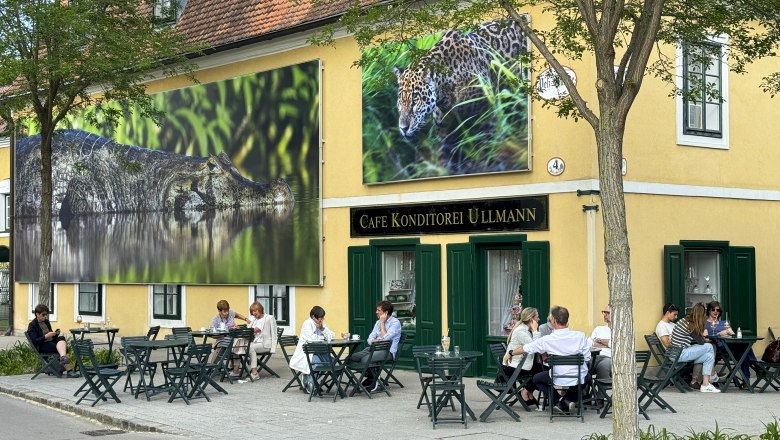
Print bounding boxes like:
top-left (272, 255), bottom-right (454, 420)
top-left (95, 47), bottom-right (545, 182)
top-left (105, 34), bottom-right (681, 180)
top-left (454, 346), bottom-right (460, 357)
top-left (441, 336), bottom-right (450, 353)
top-left (76, 315), bottom-right (83, 328)
top-left (105, 316), bottom-right (112, 328)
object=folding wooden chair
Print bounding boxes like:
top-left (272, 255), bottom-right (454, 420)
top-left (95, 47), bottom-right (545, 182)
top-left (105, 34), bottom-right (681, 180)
top-left (547, 354), bottom-right (587, 422)
top-left (279, 335), bottom-right (304, 392)
top-left (751, 327), bottom-right (780, 392)
top-left (645, 333), bottom-right (689, 393)
top-left (429, 356), bottom-right (468, 429)
top-left (121, 335), bottom-right (151, 393)
top-left (477, 343), bottom-right (529, 422)
top-left (226, 327), bottom-right (253, 382)
top-left (72, 341), bottom-right (124, 407)
top-left (172, 326), bottom-right (191, 335)
top-left (596, 350), bottom-right (651, 419)
top-left (146, 325), bottom-right (161, 341)
top-left (24, 331), bottom-right (63, 379)
top-left (201, 335), bottom-right (232, 395)
top-left (381, 332), bottom-right (407, 388)
top-left (166, 343), bottom-right (212, 404)
top-left (637, 345), bottom-right (682, 416)
top-left (346, 340), bottom-right (393, 398)
top-left (303, 342), bottom-right (346, 402)
top-left (413, 345), bottom-right (439, 412)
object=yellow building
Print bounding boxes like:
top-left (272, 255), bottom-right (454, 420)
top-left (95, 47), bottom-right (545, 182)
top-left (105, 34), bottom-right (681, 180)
top-left (6, 2), bottom-right (779, 376)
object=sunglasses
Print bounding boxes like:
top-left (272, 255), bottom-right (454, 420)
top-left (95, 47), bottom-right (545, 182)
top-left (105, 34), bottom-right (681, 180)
top-left (711, 308), bottom-right (721, 312)
top-left (602, 310), bottom-right (610, 314)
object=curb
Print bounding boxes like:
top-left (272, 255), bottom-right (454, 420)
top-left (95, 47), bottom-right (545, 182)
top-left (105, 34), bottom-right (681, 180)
top-left (0, 384), bottom-right (183, 435)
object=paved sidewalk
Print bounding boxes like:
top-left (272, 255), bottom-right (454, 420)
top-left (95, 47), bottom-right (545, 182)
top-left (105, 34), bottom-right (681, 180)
top-left (1, 348), bottom-right (778, 440)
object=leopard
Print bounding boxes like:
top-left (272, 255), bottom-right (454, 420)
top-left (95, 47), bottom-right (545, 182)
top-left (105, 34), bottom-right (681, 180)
top-left (392, 19), bottom-right (528, 172)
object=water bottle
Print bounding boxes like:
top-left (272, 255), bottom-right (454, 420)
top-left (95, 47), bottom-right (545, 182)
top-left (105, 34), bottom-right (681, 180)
top-left (736, 327), bottom-right (742, 338)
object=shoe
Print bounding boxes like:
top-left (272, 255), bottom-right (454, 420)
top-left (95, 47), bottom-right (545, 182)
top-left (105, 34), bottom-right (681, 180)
top-left (304, 380), bottom-right (314, 394)
top-left (369, 380), bottom-right (381, 393)
top-left (700, 383), bottom-right (721, 393)
top-left (709, 374), bottom-right (719, 383)
top-left (553, 401), bottom-right (570, 415)
top-left (250, 372), bottom-right (260, 381)
top-left (66, 370), bottom-right (80, 378)
top-left (688, 381), bottom-right (701, 390)
top-left (523, 397), bottom-right (538, 408)
top-left (230, 371), bottom-right (241, 378)
top-left (362, 377), bottom-right (373, 387)
top-left (568, 402), bottom-right (578, 414)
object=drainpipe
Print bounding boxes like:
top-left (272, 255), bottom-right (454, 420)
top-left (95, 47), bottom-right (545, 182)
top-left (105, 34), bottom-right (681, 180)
top-left (5, 112), bottom-right (14, 335)
top-left (578, 189), bottom-right (600, 330)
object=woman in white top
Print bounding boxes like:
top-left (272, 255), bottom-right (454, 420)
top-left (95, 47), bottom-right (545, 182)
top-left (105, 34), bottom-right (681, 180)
top-left (289, 305), bottom-right (335, 392)
top-left (502, 307), bottom-right (544, 406)
top-left (247, 301), bottom-right (278, 381)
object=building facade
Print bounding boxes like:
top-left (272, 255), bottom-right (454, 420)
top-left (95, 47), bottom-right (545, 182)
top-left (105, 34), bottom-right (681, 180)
top-left (7, 1), bottom-right (780, 375)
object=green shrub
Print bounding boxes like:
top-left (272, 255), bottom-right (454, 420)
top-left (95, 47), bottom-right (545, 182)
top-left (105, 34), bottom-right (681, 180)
top-left (0, 341), bottom-right (41, 375)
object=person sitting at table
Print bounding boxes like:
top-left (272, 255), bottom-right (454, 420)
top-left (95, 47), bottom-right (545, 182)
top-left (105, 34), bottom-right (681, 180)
top-left (27, 304), bottom-right (78, 378)
top-left (705, 301), bottom-right (757, 384)
top-left (655, 303), bottom-right (679, 348)
top-left (507, 305), bottom-right (591, 415)
top-left (247, 301), bottom-right (278, 381)
top-left (501, 306), bottom-right (543, 407)
top-left (209, 299), bottom-right (248, 367)
top-left (345, 300), bottom-right (401, 392)
top-left (590, 304), bottom-right (612, 380)
top-left (289, 305), bottom-right (336, 394)
top-left (670, 303), bottom-right (721, 393)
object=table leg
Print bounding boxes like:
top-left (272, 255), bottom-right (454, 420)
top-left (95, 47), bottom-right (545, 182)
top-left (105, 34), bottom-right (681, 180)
top-left (106, 331), bottom-right (117, 364)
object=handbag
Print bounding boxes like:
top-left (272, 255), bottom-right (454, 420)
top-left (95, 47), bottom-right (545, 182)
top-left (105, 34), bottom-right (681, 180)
top-left (761, 339), bottom-right (780, 364)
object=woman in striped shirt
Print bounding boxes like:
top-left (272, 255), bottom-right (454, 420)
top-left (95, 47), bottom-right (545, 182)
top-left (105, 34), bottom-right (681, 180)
top-left (670, 303), bottom-right (721, 393)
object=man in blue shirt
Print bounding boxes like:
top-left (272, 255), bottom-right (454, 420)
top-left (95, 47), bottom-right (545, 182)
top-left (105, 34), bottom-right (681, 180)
top-left (346, 300), bottom-right (402, 392)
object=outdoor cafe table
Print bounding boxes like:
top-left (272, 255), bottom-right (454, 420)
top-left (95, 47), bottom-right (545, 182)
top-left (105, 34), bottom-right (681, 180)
top-left (710, 335), bottom-right (763, 392)
top-left (124, 338), bottom-right (190, 401)
top-left (70, 327), bottom-right (120, 364)
top-left (191, 329), bottom-right (229, 344)
top-left (327, 338), bottom-right (363, 364)
top-left (414, 350), bottom-right (484, 421)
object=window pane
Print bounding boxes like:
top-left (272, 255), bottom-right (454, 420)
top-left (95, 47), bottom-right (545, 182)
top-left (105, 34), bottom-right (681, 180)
top-left (687, 102), bottom-right (703, 130)
top-left (382, 251), bottom-right (416, 331)
top-left (166, 293), bottom-right (177, 315)
top-left (705, 54), bottom-right (720, 76)
top-left (153, 293), bottom-right (164, 314)
top-left (486, 249), bottom-right (522, 336)
top-left (705, 104), bottom-right (720, 131)
top-left (705, 77), bottom-right (720, 102)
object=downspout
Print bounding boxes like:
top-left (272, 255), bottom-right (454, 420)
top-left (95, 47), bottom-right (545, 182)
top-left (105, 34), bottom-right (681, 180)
top-left (578, 189), bottom-right (600, 330)
top-left (5, 112), bottom-right (14, 335)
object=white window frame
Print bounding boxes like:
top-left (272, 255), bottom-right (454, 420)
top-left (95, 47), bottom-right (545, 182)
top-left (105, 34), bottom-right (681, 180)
top-left (148, 284), bottom-right (186, 328)
top-left (27, 283), bottom-right (59, 322)
top-left (73, 283), bottom-right (105, 322)
top-left (248, 285), bottom-right (295, 336)
top-left (676, 35), bottom-right (730, 149)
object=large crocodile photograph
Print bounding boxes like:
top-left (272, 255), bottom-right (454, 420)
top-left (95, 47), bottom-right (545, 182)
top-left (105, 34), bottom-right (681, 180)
top-left (14, 61), bottom-right (322, 285)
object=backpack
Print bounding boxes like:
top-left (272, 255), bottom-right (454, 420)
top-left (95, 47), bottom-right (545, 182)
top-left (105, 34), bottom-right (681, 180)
top-left (761, 339), bottom-right (780, 364)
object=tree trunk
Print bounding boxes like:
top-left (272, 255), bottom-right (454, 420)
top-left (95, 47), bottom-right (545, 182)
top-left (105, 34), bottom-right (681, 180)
top-left (36, 128), bottom-right (53, 306)
top-left (596, 119), bottom-right (637, 439)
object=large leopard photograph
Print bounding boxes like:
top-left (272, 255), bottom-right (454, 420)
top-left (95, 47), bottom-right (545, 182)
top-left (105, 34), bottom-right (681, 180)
top-left (362, 19), bottom-right (530, 183)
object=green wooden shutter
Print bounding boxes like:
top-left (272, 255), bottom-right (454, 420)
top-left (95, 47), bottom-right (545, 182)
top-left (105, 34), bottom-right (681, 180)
top-left (348, 246), bottom-right (374, 339)
top-left (446, 243), bottom-right (473, 349)
top-left (415, 244), bottom-right (442, 346)
top-left (728, 246), bottom-right (756, 334)
top-left (522, 241), bottom-right (550, 321)
top-left (663, 245), bottom-right (685, 309)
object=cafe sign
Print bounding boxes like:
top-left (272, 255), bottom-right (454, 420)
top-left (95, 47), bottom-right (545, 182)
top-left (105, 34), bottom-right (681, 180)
top-left (350, 196), bottom-right (548, 237)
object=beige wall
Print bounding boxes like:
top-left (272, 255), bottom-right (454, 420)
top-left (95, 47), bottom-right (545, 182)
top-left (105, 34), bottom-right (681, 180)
top-left (9, 22), bottom-right (780, 354)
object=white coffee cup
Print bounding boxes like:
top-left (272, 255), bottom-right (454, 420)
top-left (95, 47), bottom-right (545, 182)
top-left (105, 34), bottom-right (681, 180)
top-left (351, 334), bottom-right (360, 340)
top-left (200, 327), bottom-right (206, 331)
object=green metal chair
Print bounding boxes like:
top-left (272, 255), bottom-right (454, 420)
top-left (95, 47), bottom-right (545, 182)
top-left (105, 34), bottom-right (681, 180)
top-left (72, 340), bottom-right (124, 407)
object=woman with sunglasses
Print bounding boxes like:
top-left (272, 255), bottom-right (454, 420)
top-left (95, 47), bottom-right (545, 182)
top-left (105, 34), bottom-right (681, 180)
top-left (705, 301), bottom-right (734, 337)
top-left (27, 304), bottom-right (78, 378)
top-left (705, 301), bottom-right (757, 385)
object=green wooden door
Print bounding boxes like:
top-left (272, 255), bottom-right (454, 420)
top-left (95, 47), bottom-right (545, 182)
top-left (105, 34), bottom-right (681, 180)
top-left (415, 244), bottom-right (442, 349)
top-left (347, 246), bottom-right (375, 339)
top-left (522, 241), bottom-right (550, 324)
top-left (728, 246), bottom-right (757, 334)
top-left (663, 245), bottom-right (685, 309)
top-left (446, 243), bottom-right (476, 375)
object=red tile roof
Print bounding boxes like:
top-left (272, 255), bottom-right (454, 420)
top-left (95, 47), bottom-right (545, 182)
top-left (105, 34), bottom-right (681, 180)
top-left (176, 0), bottom-right (353, 48)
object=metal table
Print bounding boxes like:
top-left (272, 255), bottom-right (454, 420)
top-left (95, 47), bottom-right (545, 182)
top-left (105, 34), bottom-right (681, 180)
top-left (70, 327), bottom-right (120, 364)
top-left (191, 329), bottom-right (229, 344)
top-left (124, 338), bottom-right (190, 401)
top-left (710, 335), bottom-right (763, 392)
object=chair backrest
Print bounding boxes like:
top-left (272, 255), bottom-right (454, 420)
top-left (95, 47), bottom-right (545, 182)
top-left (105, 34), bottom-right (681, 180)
top-left (365, 340), bottom-right (393, 366)
top-left (72, 340), bottom-right (100, 371)
top-left (172, 326), bottom-right (191, 335)
top-left (644, 334), bottom-right (667, 365)
top-left (279, 335), bottom-right (299, 363)
top-left (429, 356), bottom-right (467, 386)
top-left (121, 336), bottom-right (149, 364)
top-left (302, 342), bottom-right (337, 370)
top-left (24, 331), bottom-right (40, 352)
top-left (276, 326), bottom-right (284, 340)
top-left (211, 336), bottom-right (234, 365)
top-left (655, 345), bottom-right (683, 380)
top-left (229, 327), bottom-right (254, 352)
top-left (183, 343), bottom-right (212, 369)
top-left (489, 342), bottom-right (527, 382)
top-left (770, 327), bottom-right (777, 341)
top-left (635, 350), bottom-right (652, 379)
top-left (146, 326), bottom-right (161, 341)
top-left (547, 353), bottom-right (586, 387)
top-left (413, 345), bottom-right (438, 375)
